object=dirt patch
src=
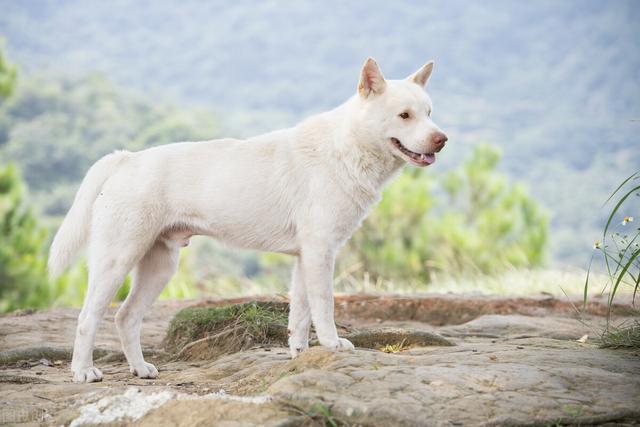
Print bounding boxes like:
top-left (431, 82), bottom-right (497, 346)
top-left (334, 293), bottom-right (639, 325)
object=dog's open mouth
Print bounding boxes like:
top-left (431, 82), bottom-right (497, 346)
top-left (390, 138), bottom-right (435, 167)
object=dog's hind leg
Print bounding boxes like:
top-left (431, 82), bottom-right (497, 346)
top-left (71, 234), bottom-right (150, 383)
top-left (115, 239), bottom-right (179, 378)
top-left (288, 257), bottom-right (311, 358)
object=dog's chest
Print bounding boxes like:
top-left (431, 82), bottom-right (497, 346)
top-left (327, 185), bottom-right (382, 246)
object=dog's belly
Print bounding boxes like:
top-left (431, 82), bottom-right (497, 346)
top-left (163, 201), bottom-right (299, 255)
top-left (208, 227), bottom-right (298, 254)
top-left (161, 219), bottom-right (297, 254)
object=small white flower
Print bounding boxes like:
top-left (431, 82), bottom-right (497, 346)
top-left (593, 241), bottom-right (601, 250)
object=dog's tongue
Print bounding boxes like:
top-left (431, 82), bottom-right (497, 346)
top-left (421, 153), bottom-right (436, 165)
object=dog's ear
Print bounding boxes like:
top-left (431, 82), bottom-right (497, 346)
top-left (408, 60), bottom-right (434, 87)
top-left (358, 57), bottom-right (386, 97)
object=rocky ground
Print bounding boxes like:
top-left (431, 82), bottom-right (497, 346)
top-left (0, 294), bottom-right (639, 426)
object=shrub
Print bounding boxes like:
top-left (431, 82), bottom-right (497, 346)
top-left (0, 164), bottom-right (49, 311)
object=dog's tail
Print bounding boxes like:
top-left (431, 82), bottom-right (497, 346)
top-left (48, 151), bottom-right (128, 278)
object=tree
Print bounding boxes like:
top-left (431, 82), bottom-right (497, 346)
top-left (0, 164), bottom-right (50, 312)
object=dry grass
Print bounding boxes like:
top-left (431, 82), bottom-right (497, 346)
top-left (163, 301), bottom-right (289, 356)
top-left (380, 339), bottom-right (409, 354)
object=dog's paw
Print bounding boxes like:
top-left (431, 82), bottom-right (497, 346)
top-left (130, 362), bottom-right (159, 379)
top-left (289, 341), bottom-right (309, 359)
top-left (320, 337), bottom-right (355, 351)
top-left (336, 337), bottom-right (355, 350)
top-left (72, 366), bottom-right (103, 383)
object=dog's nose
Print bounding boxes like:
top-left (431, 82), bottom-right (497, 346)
top-left (432, 132), bottom-right (448, 148)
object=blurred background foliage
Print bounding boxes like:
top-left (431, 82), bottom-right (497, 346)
top-left (0, 164), bottom-right (49, 312)
top-left (342, 144), bottom-right (547, 285)
top-left (0, 0), bottom-right (638, 312)
top-left (0, 40), bottom-right (16, 98)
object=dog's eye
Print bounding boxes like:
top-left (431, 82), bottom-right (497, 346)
top-left (399, 112), bottom-right (410, 119)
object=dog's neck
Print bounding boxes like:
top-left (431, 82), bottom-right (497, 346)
top-left (327, 99), bottom-right (406, 202)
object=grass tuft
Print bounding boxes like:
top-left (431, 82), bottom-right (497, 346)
top-left (380, 339), bottom-right (409, 353)
top-left (600, 321), bottom-right (640, 349)
top-left (163, 300), bottom-right (289, 355)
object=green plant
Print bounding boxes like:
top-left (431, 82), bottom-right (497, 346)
top-left (587, 171), bottom-right (639, 310)
top-left (586, 170), bottom-right (639, 347)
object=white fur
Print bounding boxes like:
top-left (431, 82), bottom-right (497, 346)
top-left (48, 57), bottom-right (447, 382)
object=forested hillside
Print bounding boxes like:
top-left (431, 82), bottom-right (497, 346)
top-left (1, 0), bottom-right (639, 265)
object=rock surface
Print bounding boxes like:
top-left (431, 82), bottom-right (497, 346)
top-left (0, 294), bottom-right (638, 426)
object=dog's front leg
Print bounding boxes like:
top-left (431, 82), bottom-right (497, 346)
top-left (288, 257), bottom-right (311, 358)
top-left (299, 244), bottom-right (354, 351)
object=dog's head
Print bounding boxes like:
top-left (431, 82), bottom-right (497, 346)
top-left (356, 57), bottom-right (447, 167)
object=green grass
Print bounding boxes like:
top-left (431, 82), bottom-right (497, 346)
top-left (600, 320), bottom-right (640, 349)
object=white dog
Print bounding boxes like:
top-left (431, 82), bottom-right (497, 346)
top-left (48, 57), bottom-right (447, 383)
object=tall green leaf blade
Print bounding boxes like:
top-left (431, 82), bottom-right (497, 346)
top-left (603, 171), bottom-right (639, 205)
top-left (602, 184), bottom-right (640, 241)
top-left (608, 248), bottom-right (640, 317)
